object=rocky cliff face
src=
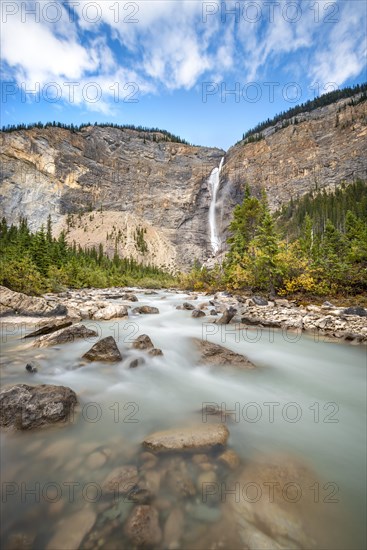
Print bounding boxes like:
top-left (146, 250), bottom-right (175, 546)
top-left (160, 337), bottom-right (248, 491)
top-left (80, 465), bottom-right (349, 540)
top-left (1, 95), bottom-right (366, 270)
top-left (0, 126), bottom-right (224, 269)
top-left (216, 97), bottom-right (367, 245)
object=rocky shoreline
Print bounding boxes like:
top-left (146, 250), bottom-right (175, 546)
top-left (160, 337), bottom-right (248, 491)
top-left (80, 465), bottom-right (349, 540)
top-left (1, 285), bottom-right (366, 344)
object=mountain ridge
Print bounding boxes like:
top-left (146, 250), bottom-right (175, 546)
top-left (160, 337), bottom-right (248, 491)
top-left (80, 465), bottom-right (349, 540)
top-left (1, 90), bottom-right (366, 270)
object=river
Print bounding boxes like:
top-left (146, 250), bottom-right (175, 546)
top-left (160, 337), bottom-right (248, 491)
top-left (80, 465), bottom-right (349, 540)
top-left (1, 289), bottom-right (366, 549)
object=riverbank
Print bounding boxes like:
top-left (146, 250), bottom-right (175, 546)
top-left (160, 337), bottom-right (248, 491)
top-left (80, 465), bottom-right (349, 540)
top-left (1, 285), bottom-right (366, 344)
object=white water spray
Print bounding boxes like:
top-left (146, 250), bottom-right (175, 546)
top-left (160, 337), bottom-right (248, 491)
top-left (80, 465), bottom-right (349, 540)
top-left (208, 156), bottom-right (224, 255)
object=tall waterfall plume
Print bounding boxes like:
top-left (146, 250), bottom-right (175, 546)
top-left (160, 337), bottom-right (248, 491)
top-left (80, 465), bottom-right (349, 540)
top-left (208, 157), bottom-right (225, 255)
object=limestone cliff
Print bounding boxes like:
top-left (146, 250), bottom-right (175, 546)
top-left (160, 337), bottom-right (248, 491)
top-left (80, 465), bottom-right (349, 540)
top-left (216, 96), bottom-right (367, 246)
top-left (1, 94), bottom-right (366, 270)
top-left (0, 126), bottom-right (224, 269)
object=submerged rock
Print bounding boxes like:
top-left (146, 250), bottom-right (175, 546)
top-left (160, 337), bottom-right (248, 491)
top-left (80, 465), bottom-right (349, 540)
top-left (101, 465), bottom-right (139, 497)
top-left (194, 338), bottom-right (256, 369)
top-left (218, 449), bottom-right (241, 470)
top-left (46, 508), bottom-right (96, 550)
top-left (82, 336), bottom-right (122, 362)
top-left (149, 348), bottom-right (163, 357)
top-left (0, 384), bottom-right (77, 430)
top-left (124, 505), bottom-right (162, 547)
top-left (163, 508), bottom-right (184, 549)
top-left (33, 324), bottom-right (98, 347)
top-left (25, 362), bottom-right (38, 374)
top-left (132, 306), bottom-right (160, 315)
top-left (142, 423), bottom-right (229, 453)
top-left (228, 455), bottom-right (327, 550)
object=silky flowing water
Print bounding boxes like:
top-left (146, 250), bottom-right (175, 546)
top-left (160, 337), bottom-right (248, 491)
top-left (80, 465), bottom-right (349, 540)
top-left (0, 290), bottom-right (366, 549)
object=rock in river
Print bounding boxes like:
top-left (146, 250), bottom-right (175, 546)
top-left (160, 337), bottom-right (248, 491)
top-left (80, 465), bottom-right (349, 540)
top-left (132, 306), bottom-right (160, 315)
top-left (132, 334), bottom-right (154, 350)
top-left (192, 309), bottom-right (206, 318)
top-left (194, 338), bottom-right (256, 369)
top-left (0, 384), bottom-right (77, 430)
top-left (82, 336), bottom-right (122, 362)
top-left (215, 306), bottom-right (237, 325)
top-left (23, 319), bottom-right (73, 338)
top-left (142, 424), bottom-right (229, 453)
top-left (92, 304), bottom-right (128, 320)
top-left (33, 324), bottom-right (98, 347)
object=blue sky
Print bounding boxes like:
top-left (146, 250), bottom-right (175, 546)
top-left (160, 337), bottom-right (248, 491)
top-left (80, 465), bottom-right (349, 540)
top-left (1, 0), bottom-right (366, 150)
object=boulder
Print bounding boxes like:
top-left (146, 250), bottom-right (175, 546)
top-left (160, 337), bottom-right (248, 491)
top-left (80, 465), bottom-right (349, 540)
top-left (0, 285), bottom-right (66, 317)
top-left (251, 295), bottom-right (268, 306)
top-left (132, 334), bottom-right (154, 350)
top-left (183, 302), bottom-right (195, 310)
top-left (33, 324), bottom-right (98, 347)
top-left (23, 319), bottom-right (73, 338)
top-left (82, 336), bottom-right (122, 362)
top-left (142, 424), bottom-right (229, 453)
top-left (132, 306), bottom-right (160, 314)
top-left (0, 384), bottom-right (77, 430)
top-left (124, 505), bottom-right (162, 547)
top-left (343, 306), bottom-right (367, 317)
top-left (194, 338), bottom-right (256, 369)
top-left (216, 306), bottom-right (237, 325)
top-left (192, 309), bottom-right (206, 318)
top-left (92, 304), bottom-right (128, 320)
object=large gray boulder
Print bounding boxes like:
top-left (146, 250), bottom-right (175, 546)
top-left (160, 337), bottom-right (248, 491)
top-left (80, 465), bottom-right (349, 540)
top-left (0, 286), bottom-right (66, 317)
top-left (33, 324), bottom-right (98, 347)
top-left (0, 384), bottom-right (77, 430)
top-left (194, 338), bottom-right (256, 369)
top-left (82, 336), bottom-right (122, 362)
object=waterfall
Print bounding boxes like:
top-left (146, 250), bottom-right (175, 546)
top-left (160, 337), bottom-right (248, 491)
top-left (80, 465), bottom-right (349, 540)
top-left (208, 156), bottom-right (224, 255)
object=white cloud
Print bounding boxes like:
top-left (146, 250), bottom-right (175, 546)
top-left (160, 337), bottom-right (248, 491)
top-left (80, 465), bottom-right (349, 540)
top-left (309, 1), bottom-right (367, 86)
top-left (1, 0), bottom-right (365, 114)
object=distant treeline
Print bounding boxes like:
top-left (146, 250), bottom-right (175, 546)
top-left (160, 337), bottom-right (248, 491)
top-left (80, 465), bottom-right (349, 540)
top-left (240, 82), bottom-right (367, 144)
top-left (0, 121), bottom-right (191, 145)
top-left (0, 216), bottom-right (175, 294)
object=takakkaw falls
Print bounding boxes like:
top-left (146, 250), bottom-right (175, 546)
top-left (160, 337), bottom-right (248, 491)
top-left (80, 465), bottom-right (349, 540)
top-left (0, 84), bottom-right (367, 550)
